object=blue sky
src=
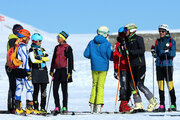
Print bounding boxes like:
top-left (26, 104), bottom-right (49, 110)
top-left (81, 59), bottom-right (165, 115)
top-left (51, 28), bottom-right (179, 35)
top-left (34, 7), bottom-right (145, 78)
top-left (1, 0), bottom-right (180, 34)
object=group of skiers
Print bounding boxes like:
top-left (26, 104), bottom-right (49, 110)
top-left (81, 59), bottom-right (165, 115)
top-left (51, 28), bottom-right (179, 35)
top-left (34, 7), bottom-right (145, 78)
top-left (84, 23), bottom-right (176, 113)
top-left (6, 24), bottom-right (73, 115)
top-left (5, 23), bottom-right (176, 115)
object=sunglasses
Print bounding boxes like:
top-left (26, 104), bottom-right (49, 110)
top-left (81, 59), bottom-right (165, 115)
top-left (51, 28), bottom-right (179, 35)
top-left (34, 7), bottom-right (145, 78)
top-left (37, 40), bottom-right (42, 42)
top-left (159, 30), bottom-right (166, 33)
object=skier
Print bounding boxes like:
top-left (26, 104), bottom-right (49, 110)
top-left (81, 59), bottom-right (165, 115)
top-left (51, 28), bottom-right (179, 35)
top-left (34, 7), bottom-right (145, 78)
top-left (124, 23), bottom-right (157, 112)
top-left (29, 33), bottom-right (49, 114)
top-left (50, 31), bottom-right (74, 114)
top-left (14, 29), bottom-right (35, 115)
top-left (84, 26), bottom-right (113, 113)
top-left (113, 27), bottom-right (131, 112)
top-left (151, 24), bottom-right (176, 112)
top-left (5, 24), bottom-right (23, 113)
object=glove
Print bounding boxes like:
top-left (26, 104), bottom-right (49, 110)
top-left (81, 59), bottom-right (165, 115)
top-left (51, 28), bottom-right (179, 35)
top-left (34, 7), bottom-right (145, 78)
top-left (44, 53), bottom-right (48, 57)
top-left (67, 73), bottom-right (73, 82)
top-left (67, 73), bottom-right (72, 79)
top-left (27, 72), bottom-right (32, 81)
top-left (35, 55), bottom-right (42, 60)
top-left (42, 57), bottom-right (49, 62)
top-left (50, 72), bottom-right (54, 77)
top-left (114, 69), bottom-right (118, 80)
top-left (151, 45), bottom-right (155, 56)
top-left (164, 46), bottom-right (169, 53)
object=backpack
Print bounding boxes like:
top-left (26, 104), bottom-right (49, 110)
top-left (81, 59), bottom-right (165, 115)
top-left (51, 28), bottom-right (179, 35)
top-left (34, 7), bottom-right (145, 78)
top-left (7, 38), bottom-right (23, 69)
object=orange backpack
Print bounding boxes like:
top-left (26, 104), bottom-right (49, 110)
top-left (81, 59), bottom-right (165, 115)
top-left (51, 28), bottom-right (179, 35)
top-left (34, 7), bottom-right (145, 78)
top-left (7, 38), bottom-right (23, 69)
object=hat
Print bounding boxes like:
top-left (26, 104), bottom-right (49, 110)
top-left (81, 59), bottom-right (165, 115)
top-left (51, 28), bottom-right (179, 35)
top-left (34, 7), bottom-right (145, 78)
top-left (57, 31), bottom-right (69, 40)
top-left (12, 24), bottom-right (23, 35)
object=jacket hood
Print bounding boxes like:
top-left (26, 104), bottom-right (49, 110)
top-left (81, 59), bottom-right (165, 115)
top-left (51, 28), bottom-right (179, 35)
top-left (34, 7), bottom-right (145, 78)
top-left (8, 34), bottom-right (18, 40)
top-left (93, 35), bottom-right (107, 44)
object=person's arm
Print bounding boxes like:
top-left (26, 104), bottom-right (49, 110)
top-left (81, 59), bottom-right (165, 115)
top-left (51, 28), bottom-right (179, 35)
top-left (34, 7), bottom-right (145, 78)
top-left (84, 41), bottom-right (91, 59)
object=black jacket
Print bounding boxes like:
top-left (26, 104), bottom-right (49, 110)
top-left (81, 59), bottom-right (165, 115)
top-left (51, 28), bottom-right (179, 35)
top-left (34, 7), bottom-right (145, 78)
top-left (125, 34), bottom-right (146, 67)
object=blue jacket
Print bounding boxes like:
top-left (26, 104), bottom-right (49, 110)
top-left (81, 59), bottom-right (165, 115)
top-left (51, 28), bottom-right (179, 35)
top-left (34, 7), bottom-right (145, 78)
top-left (154, 35), bottom-right (176, 67)
top-left (84, 35), bottom-right (113, 71)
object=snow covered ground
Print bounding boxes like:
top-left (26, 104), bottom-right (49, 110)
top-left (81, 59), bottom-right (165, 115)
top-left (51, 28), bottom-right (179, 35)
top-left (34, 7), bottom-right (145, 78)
top-left (0, 15), bottom-right (180, 120)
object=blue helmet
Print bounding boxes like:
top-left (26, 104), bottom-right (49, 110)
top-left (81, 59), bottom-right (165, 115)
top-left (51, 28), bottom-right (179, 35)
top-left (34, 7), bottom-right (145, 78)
top-left (31, 33), bottom-right (43, 41)
top-left (118, 27), bottom-right (125, 33)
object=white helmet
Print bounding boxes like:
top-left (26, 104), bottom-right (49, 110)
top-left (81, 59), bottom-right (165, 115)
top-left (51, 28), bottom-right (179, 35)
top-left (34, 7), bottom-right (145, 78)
top-left (97, 26), bottom-right (110, 38)
top-left (158, 24), bottom-right (169, 31)
top-left (125, 23), bottom-right (137, 33)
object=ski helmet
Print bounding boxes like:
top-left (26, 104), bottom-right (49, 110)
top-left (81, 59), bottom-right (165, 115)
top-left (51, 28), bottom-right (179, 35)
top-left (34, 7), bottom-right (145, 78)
top-left (12, 24), bottom-right (23, 35)
top-left (97, 26), bottom-right (110, 38)
top-left (17, 29), bottom-right (31, 38)
top-left (158, 24), bottom-right (169, 31)
top-left (124, 23), bottom-right (137, 33)
top-left (31, 33), bottom-right (43, 42)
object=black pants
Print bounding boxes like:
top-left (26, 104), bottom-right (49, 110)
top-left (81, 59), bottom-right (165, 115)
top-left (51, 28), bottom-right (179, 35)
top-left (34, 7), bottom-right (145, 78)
top-left (33, 83), bottom-right (47, 110)
top-left (5, 65), bottom-right (16, 111)
top-left (53, 68), bottom-right (68, 108)
top-left (119, 71), bottom-right (131, 101)
top-left (156, 66), bottom-right (176, 106)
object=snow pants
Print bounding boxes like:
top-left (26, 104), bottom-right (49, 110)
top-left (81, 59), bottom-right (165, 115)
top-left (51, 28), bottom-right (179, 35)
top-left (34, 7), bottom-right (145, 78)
top-left (130, 66), bottom-right (153, 103)
top-left (156, 66), bottom-right (176, 106)
top-left (5, 65), bottom-right (16, 111)
top-left (33, 83), bottom-right (47, 110)
top-left (89, 71), bottom-right (107, 105)
top-left (53, 68), bottom-right (68, 108)
top-left (15, 77), bottom-right (33, 102)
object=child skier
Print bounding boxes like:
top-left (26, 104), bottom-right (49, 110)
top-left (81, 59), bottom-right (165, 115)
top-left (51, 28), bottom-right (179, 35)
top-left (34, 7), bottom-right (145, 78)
top-left (14, 29), bottom-right (35, 115)
top-left (151, 24), bottom-right (176, 112)
top-left (113, 27), bottom-right (131, 112)
top-left (5, 24), bottom-right (23, 113)
top-left (50, 31), bottom-right (74, 114)
top-left (84, 26), bottom-right (113, 113)
top-left (29, 33), bottom-right (49, 114)
top-left (124, 23), bottom-right (158, 112)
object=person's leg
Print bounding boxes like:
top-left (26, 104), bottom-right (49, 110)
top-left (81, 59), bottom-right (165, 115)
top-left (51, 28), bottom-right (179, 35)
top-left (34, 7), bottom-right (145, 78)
top-left (33, 83), bottom-right (39, 110)
top-left (40, 83), bottom-right (47, 110)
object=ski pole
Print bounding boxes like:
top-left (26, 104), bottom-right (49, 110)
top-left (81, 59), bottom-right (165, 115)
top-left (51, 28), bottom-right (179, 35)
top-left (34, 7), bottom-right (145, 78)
top-left (124, 45), bottom-right (138, 95)
top-left (165, 53), bottom-right (171, 111)
top-left (46, 77), bottom-right (53, 111)
top-left (152, 57), bottom-right (155, 97)
top-left (115, 56), bottom-right (121, 112)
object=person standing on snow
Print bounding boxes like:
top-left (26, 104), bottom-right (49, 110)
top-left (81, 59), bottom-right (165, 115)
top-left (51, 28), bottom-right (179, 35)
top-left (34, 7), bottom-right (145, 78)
top-left (5, 24), bottom-right (23, 113)
top-left (113, 27), bottom-right (131, 112)
top-left (50, 31), bottom-right (74, 114)
top-left (151, 24), bottom-right (176, 112)
top-left (14, 29), bottom-right (35, 115)
top-left (124, 23), bottom-right (157, 112)
top-left (84, 26), bottom-right (113, 114)
top-left (29, 33), bottom-right (49, 114)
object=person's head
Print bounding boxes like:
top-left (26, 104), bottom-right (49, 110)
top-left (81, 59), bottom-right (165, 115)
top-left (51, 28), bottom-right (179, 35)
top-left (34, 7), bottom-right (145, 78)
top-left (12, 24), bottom-right (23, 35)
top-left (158, 24), bottom-right (169, 38)
top-left (17, 29), bottom-right (31, 44)
top-left (124, 23), bottom-right (137, 37)
top-left (117, 27), bottom-right (126, 43)
top-left (57, 31), bottom-right (69, 44)
top-left (97, 26), bottom-right (109, 38)
top-left (31, 33), bottom-right (43, 46)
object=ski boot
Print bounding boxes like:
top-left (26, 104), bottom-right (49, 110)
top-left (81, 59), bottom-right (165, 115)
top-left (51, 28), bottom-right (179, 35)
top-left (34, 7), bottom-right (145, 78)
top-left (153, 105), bottom-right (166, 112)
top-left (15, 100), bottom-right (25, 115)
top-left (61, 107), bottom-right (68, 114)
top-left (130, 102), bottom-right (144, 113)
top-left (96, 104), bottom-right (103, 114)
top-left (90, 103), bottom-right (95, 114)
top-left (39, 109), bottom-right (48, 114)
top-left (168, 105), bottom-right (176, 111)
top-left (119, 101), bottom-right (131, 112)
top-left (147, 98), bottom-right (158, 112)
top-left (26, 100), bottom-right (38, 114)
top-left (51, 107), bottom-right (60, 115)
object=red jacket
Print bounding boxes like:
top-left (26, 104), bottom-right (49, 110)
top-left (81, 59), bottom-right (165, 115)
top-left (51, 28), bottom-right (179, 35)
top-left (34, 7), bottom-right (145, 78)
top-left (113, 42), bottom-right (129, 71)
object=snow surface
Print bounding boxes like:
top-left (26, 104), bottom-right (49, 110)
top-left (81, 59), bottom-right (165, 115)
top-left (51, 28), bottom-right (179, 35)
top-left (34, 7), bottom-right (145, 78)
top-left (0, 14), bottom-right (180, 120)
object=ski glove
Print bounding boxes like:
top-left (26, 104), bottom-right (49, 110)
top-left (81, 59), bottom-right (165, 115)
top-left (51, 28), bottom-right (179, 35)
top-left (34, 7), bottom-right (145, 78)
top-left (67, 73), bottom-right (73, 83)
top-left (151, 45), bottom-right (156, 56)
top-left (67, 73), bottom-right (71, 79)
top-left (50, 72), bottom-right (54, 77)
top-left (27, 72), bottom-right (32, 81)
top-left (114, 69), bottom-right (119, 80)
top-left (35, 55), bottom-right (42, 60)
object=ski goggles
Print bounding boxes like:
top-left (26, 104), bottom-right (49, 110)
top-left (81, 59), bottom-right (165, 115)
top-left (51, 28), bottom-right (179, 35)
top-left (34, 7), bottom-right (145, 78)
top-left (159, 29), bottom-right (166, 33)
